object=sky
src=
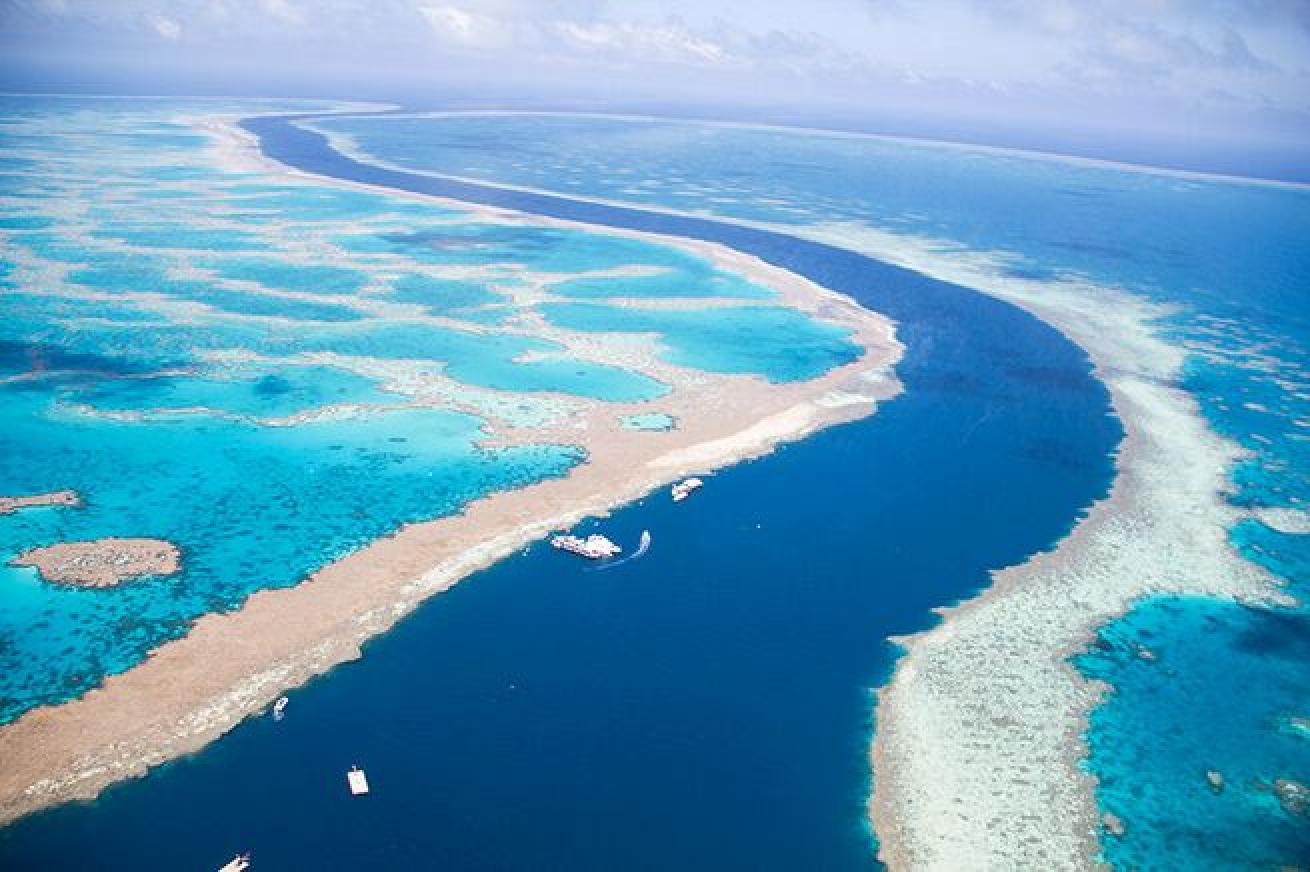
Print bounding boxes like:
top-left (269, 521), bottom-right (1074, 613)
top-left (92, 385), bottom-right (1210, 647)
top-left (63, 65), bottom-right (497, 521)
top-left (2, 0), bottom-right (1308, 176)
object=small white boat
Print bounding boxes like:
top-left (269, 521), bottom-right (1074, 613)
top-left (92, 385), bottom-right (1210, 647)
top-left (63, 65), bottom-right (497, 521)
top-left (347, 765), bottom-right (370, 796)
top-left (671, 477), bottom-right (704, 502)
top-left (272, 696), bottom-right (288, 721)
top-left (217, 854), bottom-right (251, 872)
top-left (550, 533), bottom-right (621, 559)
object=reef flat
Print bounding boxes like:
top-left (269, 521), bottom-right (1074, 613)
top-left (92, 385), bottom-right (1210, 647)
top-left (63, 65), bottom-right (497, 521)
top-left (796, 224), bottom-right (1288, 869)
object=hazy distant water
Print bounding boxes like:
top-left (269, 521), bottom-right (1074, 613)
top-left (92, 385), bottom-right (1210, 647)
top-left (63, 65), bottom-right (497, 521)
top-left (313, 112), bottom-right (1310, 869)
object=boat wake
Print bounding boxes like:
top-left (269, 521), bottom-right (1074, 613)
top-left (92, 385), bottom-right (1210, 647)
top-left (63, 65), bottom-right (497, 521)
top-left (590, 530), bottom-right (651, 572)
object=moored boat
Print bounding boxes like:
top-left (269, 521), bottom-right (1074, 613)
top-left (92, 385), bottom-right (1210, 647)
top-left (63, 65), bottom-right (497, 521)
top-left (671, 477), bottom-right (704, 502)
top-left (347, 765), bottom-right (370, 796)
top-left (550, 533), bottom-right (622, 559)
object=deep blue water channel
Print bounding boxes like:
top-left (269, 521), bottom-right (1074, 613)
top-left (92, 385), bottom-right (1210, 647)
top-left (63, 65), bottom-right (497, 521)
top-left (0, 114), bottom-right (1120, 870)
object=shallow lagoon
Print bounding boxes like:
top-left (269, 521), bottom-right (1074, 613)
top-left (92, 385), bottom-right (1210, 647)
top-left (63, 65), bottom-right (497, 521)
top-left (542, 301), bottom-right (862, 382)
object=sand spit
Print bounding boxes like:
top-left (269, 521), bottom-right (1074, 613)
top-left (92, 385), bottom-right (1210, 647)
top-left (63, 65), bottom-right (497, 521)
top-left (0, 122), bottom-right (903, 827)
top-left (13, 539), bottom-right (181, 588)
top-left (799, 223), bottom-right (1289, 869)
top-left (0, 490), bottom-right (80, 515)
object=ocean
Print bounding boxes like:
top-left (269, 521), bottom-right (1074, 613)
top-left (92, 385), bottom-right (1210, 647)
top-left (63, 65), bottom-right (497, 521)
top-left (0, 100), bottom-right (1121, 869)
top-left (302, 111), bottom-right (1310, 868)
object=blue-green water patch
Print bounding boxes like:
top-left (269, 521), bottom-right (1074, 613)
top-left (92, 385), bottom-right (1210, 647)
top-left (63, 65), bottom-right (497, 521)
top-left (0, 293), bottom-right (159, 325)
top-left (67, 263), bottom-right (364, 322)
top-left (388, 273), bottom-right (506, 317)
top-left (263, 323), bottom-right (668, 402)
top-left (125, 188), bottom-right (199, 200)
top-left (0, 154), bottom-right (36, 172)
top-left (1077, 596), bottom-right (1310, 869)
top-left (186, 289), bottom-right (364, 323)
top-left (130, 166), bottom-right (223, 182)
top-left (222, 185), bottom-right (453, 222)
top-left (548, 265), bottom-right (773, 300)
top-left (7, 231), bottom-right (102, 264)
top-left (542, 302), bottom-right (860, 382)
top-left (204, 257), bottom-right (367, 296)
top-left (0, 214), bottom-right (54, 230)
top-left (113, 132), bottom-right (210, 150)
top-left (60, 365), bottom-right (396, 419)
top-left (69, 262), bottom-right (209, 296)
top-left (1231, 518), bottom-right (1310, 584)
top-left (94, 224), bottom-right (263, 251)
top-left (620, 412), bottom-right (676, 431)
top-left (361, 223), bottom-right (707, 274)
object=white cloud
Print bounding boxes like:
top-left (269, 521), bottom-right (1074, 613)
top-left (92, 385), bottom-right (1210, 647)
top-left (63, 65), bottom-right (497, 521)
top-left (416, 4), bottom-right (730, 66)
top-left (418, 4), bottom-right (512, 48)
top-left (552, 19), bottom-right (731, 66)
top-left (259, 0), bottom-right (304, 26)
top-left (144, 12), bottom-right (181, 40)
top-left (0, 0), bottom-right (1305, 146)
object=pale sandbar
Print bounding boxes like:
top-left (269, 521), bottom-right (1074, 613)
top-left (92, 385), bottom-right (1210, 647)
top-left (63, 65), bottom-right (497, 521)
top-left (0, 490), bottom-right (80, 515)
top-left (14, 538), bottom-right (182, 588)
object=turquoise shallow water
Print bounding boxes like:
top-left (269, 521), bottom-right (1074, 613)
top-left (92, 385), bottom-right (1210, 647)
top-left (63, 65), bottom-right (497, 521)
top-left (314, 111), bottom-right (1310, 868)
top-left (1077, 597), bottom-right (1310, 868)
top-left (0, 381), bottom-right (584, 719)
top-left (204, 257), bottom-right (368, 296)
top-left (542, 301), bottom-right (861, 382)
top-left (620, 411), bottom-right (676, 431)
top-left (389, 273), bottom-right (507, 318)
top-left (60, 364), bottom-right (396, 419)
top-left (0, 97), bottom-right (859, 724)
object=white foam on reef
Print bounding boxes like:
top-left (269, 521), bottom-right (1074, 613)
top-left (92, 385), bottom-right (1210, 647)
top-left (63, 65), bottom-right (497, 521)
top-left (791, 220), bottom-right (1290, 869)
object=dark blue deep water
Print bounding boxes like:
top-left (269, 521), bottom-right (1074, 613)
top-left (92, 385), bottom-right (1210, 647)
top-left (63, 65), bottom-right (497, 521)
top-left (0, 116), bottom-right (1119, 870)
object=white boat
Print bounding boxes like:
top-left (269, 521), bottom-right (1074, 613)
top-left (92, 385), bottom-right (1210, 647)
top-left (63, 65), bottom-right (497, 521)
top-left (217, 854), bottom-right (250, 872)
top-left (347, 765), bottom-right (370, 796)
top-left (671, 477), bottom-right (704, 502)
top-left (272, 696), bottom-right (288, 721)
top-left (550, 533), bottom-right (621, 559)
